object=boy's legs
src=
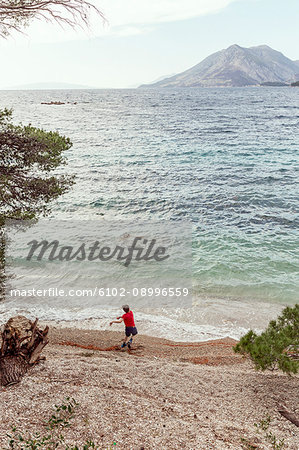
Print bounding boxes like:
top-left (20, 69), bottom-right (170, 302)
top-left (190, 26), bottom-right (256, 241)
top-left (121, 327), bottom-right (137, 348)
top-left (121, 328), bottom-right (130, 348)
top-left (127, 328), bottom-right (137, 348)
top-left (127, 335), bottom-right (133, 349)
top-left (122, 334), bottom-right (135, 349)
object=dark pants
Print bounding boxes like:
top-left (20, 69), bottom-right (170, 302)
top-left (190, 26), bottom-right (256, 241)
top-left (125, 326), bottom-right (138, 337)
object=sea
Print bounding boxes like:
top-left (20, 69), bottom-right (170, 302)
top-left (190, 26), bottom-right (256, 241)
top-left (0, 87), bottom-right (298, 341)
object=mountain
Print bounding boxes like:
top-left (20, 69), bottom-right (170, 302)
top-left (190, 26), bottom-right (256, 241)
top-left (147, 73), bottom-right (177, 84)
top-left (140, 45), bottom-right (299, 88)
top-left (128, 74), bottom-right (176, 88)
top-left (3, 82), bottom-right (94, 90)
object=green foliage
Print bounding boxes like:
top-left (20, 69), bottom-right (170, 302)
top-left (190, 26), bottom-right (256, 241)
top-left (6, 397), bottom-right (98, 449)
top-left (241, 416), bottom-right (285, 449)
top-left (0, 108), bottom-right (74, 225)
top-left (0, 108), bottom-right (74, 299)
top-left (254, 416), bottom-right (285, 449)
top-left (46, 397), bottom-right (79, 432)
top-left (234, 305), bottom-right (299, 374)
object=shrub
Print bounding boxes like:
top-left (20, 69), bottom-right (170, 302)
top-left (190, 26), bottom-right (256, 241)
top-left (234, 305), bottom-right (299, 374)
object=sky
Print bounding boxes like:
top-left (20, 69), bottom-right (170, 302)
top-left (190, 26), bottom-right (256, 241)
top-left (0, 0), bottom-right (298, 88)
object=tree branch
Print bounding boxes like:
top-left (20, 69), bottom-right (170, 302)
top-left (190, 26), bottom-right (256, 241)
top-left (278, 405), bottom-right (299, 427)
top-left (0, 0), bottom-right (106, 37)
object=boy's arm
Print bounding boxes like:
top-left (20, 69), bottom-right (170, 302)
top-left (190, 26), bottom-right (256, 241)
top-left (109, 318), bottom-right (123, 326)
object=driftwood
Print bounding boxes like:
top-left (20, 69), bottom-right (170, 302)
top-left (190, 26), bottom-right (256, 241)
top-left (0, 316), bottom-right (49, 386)
top-left (278, 405), bottom-right (299, 427)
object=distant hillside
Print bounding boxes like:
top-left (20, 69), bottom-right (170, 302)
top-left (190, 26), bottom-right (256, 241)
top-left (260, 82), bottom-right (289, 87)
top-left (140, 45), bottom-right (299, 88)
top-left (4, 82), bottom-right (94, 90)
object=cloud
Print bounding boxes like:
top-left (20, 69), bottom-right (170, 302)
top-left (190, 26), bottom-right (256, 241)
top-left (2, 0), bottom-right (240, 44)
top-left (108, 25), bottom-right (154, 37)
top-left (99, 0), bottom-right (238, 27)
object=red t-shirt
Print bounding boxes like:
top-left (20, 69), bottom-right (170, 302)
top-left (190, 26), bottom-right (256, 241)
top-left (122, 310), bottom-right (135, 327)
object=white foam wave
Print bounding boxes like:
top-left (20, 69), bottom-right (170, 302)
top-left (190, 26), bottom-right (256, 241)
top-left (0, 297), bottom-right (286, 342)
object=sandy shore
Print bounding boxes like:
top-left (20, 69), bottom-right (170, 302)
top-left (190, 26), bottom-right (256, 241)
top-left (0, 327), bottom-right (298, 449)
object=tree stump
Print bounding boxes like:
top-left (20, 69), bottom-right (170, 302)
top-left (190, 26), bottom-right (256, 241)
top-left (0, 316), bottom-right (49, 386)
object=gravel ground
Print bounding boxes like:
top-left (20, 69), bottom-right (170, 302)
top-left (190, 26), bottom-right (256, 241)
top-left (0, 327), bottom-right (298, 449)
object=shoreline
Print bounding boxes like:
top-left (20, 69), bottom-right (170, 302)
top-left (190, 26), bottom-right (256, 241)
top-left (49, 327), bottom-right (243, 366)
top-left (1, 298), bottom-right (287, 343)
top-left (0, 326), bottom-right (298, 449)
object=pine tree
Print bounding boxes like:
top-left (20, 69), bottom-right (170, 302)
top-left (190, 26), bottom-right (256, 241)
top-left (234, 305), bottom-right (299, 374)
top-left (0, 108), bottom-right (74, 299)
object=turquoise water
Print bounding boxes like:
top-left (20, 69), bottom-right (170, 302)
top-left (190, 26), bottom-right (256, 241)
top-left (0, 87), bottom-right (298, 309)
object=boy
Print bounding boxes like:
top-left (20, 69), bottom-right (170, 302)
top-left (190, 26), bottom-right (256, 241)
top-left (110, 304), bottom-right (138, 349)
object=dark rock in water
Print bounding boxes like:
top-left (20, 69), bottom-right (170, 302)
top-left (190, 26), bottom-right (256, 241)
top-left (41, 101), bottom-right (65, 105)
top-left (140, 44), bottom-right (299, 88)
top-left (41, 101), bottom-right (78, 105)
top-left (260, 81), bottom-right (289, 86)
